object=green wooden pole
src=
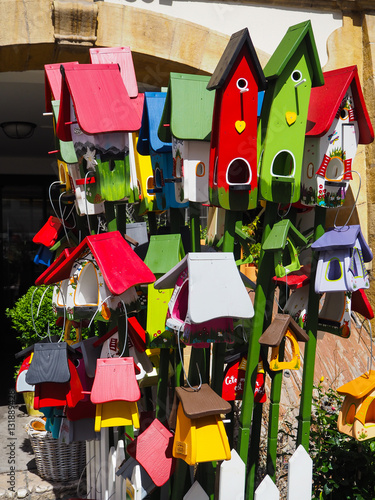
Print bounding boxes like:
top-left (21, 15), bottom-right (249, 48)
top-left (155, 348), bottom-right (170, 423)
top-left (105, 202), bottom-right (117, 232)
top-left (297, 206), bottom-right (326, 449)
top-left (237, 202), bottom-right (278, 499)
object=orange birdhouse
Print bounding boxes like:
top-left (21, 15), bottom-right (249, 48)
top-left (337, 371), bottom-right (375, 441)
top-left (170, 384), bottom-right (231, 465)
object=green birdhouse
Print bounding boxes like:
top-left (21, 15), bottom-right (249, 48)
top-left (144, 234), bottom-right (185, 347)
top-left (262, 219), bottom-right (307, 277)
top-left (258, 20), bottom-right (324, 204)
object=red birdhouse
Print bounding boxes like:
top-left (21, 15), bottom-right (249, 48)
top-left (207, 28), bottom-right (267, 211)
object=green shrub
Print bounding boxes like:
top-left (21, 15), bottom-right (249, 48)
top-left (310, 382), bottom-right (375, 499)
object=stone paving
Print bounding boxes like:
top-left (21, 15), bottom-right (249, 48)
top-left (0, 404), bottom-right (84, 500)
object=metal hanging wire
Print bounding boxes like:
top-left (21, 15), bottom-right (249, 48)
top-left (87, 295), bottom-right (128, 358)
top-left (176, 323), bottom-right (202, 391)
top-left (333, 170), bottom-right (361, 231)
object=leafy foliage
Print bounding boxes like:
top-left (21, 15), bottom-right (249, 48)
top-left (5, 285), bottom-right (63, 348)
top-left (5, 285), bottom-right (94, 351)
top-left (310, 382), bottom-right (375, 500)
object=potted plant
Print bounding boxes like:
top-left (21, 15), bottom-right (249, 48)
top-left (240, 214), bottom-right (262, 281)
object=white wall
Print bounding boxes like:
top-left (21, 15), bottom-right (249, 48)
top-left (105, 0), bottom-right (342, 67)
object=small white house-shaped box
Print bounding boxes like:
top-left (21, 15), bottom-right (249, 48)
top-left (311, 225), bottom-right (373, 293)
top-left (36, 231), bottom-right (155, 322)
top-left (158, 73), bottom-right (215, 204)
top-left (154, 253), bottom-right (254, 345)
top-left (300, 66), bottom-right (374, 208)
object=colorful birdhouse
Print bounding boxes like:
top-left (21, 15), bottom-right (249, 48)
top-left (36, 231), bottom-right (155, 322)
top-left (337, 371), bottom-right (375, 441)
top-left (144, 234), bottom-right (185, 347)
top-left (207, 28), bottom-right (267, 211)
top-left (154, 252), bottom-right (254, 346)
top-left (258, 20), bottom-right (324, 204)
top-left (262, 219), bottom-right (308, 278)
top-left (311, 225), bottom-right (372, 293)
top-left (300, 66), bottom-right (374, 207)
top-left (56, 63), bottom-right (141, 203)
top-left (126, 418), bottom-right (175, 487)
top-left (259, 313), bottom-right (309, 371)
top-left (158, 73), bottom-right (215, 203)
top-left (91, 357), bottom-right (141, 432)
top-left (222, 354), bottom-right (266, 403)
top-left (171, 384), bottom-right (231, 465)
top-left (318, 291), bottom-right (352, 338)
top-left (89, 47), bottom-right (145, 205)
top-left (131, 131), bottom-right (158, 214)
top-left (138, 92), bottom-right (188, 210)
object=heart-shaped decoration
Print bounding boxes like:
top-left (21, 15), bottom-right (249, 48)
top-left (235, 120), bottom-right (246, 134)
top-left (286, 111), bottom-right (297, 126)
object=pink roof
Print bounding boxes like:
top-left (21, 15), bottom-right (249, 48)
top-left (56, 64), bottom-right (142, 142)
top-left (44, 62), bottom-right (79, 112)
top-left (89, 47), bottom-right (138, 98)
top-left (306, 65), bottom-right (374, 144)
top-left (36, 231), bottom-right (155, 295)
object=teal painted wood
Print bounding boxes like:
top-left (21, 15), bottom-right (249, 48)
top-left (158, 73), bottom-right (215, 143)
top-left (297, 207), bottom-right (326, 449)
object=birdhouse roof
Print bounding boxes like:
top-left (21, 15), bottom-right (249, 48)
top-left (154, 252), bottom-right (254, 323)
top-left (311, 225), bottom-right (373, 262)
top-left (175, 384), bottom-right (232, 418)
top-left (144, 234), bottom-right (185, 276)
top-left (207, 28), bottom-right (267, 91)
top-left (306, 65), bottom-right (374, 143)
top-left (263, 20), bottom-right (324, 87)
top-left (259, 313), bottom-right (309, 347)
top-left (158, 73), bottom-right (215, 143)
top-left (337, 370), bottom-right (375, 398)
top-left (35, 231), bottom-right (155, 295)
top-left (262, 219), bottom-right (307, 252)
top-left (89, 46), bottom-right (138, 98)
top-left (44, 61), bottom-right (79, 113)
top-left (138, 92), bottom-right (171, 155)
top-left (56, 64), bottom-right (141, 142)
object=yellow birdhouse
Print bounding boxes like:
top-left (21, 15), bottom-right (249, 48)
top-left (259, 313), bottom-right (309, 371)
top-left (94, 400), bottom-right (140, 432)
top-left (337, 370), bottom-right (375, 441)
top-left (170, 384), bottom-right (231, 465)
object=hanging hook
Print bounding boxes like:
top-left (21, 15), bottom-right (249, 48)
top-left (177, 324), bottom-right (202, 391)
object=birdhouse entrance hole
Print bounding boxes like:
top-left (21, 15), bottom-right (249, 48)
top-left (326, 157), bottom-right (344, 181)
top-left (271, 151), bottom-right (294, 177)
top-left (345, 403), bottom-right (356, 425)
top-left (171, 278), bottom-right (189, 323)
top-left (146, 176), bottom-right (154, 193)
top-left (155, 167), bottom-right (163, 188)
top-left (325, 258), bottom-right (342, 282)
top-left (57, 280), bottom-right (68, 306)
top-left (226, 158), bottom-right (251, 185)
top-left (75, 262), bottom-right (99, 306)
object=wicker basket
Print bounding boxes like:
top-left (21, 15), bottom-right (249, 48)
top-left (26, 417), bottom-right (86, 482)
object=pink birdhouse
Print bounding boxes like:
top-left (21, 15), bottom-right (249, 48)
top-left (207, 28), bottom-right (267, 211)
